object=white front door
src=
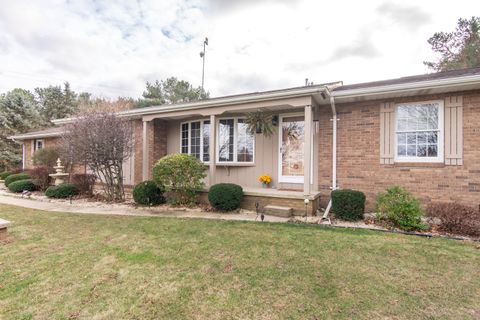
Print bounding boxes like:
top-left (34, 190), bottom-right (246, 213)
top-left (278, 114), bottom-right (305, 183)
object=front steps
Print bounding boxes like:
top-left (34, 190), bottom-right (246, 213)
top-left (264, 205), bottom-right (293, 218)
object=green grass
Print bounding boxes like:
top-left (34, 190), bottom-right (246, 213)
top-left (0, 204), bottom-right (479, 319)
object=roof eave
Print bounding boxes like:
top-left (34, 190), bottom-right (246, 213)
top-left (332, 74), bottom-right (480, 99)
top-left (53, 85), bottom-right (330, 125)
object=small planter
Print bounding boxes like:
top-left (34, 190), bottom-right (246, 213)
top-left (262, 182), bottom-right (269, 188)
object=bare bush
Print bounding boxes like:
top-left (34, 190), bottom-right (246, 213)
top-left (426, 202), bottom-right (480, 237)
top-left (60, 112), bottom-right (133, 201)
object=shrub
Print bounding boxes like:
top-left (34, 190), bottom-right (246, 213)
top-left (45, 184), bottom-right (79, 199)
top-left (8, 179), bottom-right (37, 193)
top-left (331, 189), bottom-right (366, 221)
top-left (0, 171), bottom-right (12, 180)
top-left (29, 166), bottom-right (54, 191)
top-left (71, 174), bottom-right (96, 195)
top-left (32, 148), bottom-right (60, 167)
top-left (208, 183), bottom-right (244, 211)
top-left (152, 154), bottom-right (207, 205)
top-left (426, 202), bottom-right (480, 237)
top-left (5, 173), bottom-right (31, 187)
top-left (133, 180), bottom-right (166, 206)
top-left (376, 186), bottom-right (427, 231)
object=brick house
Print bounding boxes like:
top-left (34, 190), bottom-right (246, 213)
top-left (10, 67), bottom-right (480, 214)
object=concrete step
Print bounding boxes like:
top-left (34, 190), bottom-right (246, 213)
top-left (264, 205), bottom-right (293, 218)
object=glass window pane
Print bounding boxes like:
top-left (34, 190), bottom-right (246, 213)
top-left (407, 145), bottom-right (416, 156)
top-left (218, 119), bottom-right (234, 162)
top-left (417, 132), bottom-right (426, 144)
top-left (417, 145), bottom-right (427, 157)
top-left (181, 123), bottom-right (189, 153)
top-left (427, 132), bottom-right (437, 144)
top-left (190, 122), bottom-right (201, 159)
top-left (407, 133), bottom-right (416, 144)
top-left (397, 145), bottom-right (406, 156)
top-left (203, 121), bottom-right (210, 162)
top-left (428, 145), bottom-right (438, 157)
top-left (237, 119), bottom-right (254, 162)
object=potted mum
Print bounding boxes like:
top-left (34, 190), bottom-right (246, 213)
top-left (259, 175), bottom-right (271, 188)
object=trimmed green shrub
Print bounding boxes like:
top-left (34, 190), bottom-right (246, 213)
top-left (376, 186), bottom-right (427, 231)
top-left (331, 189), bottom-right (366, 221)
top-left (0, 171), bottom-right (12, 180)
top-left (208, 183), bottom-right (244, 211)
top-left (8, 179), bottom-right (37, 193)
top-left (45, 184), bottom-right (79, 199)
top-left (152, 154), bottom-right (206, 205)
top-left (5, 173), bottom-right (30, 187)
top-left (133, 180), bottom-right (165, 206)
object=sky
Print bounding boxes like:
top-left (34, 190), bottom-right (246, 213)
top-left (0, 0), bottom-right (477, 99)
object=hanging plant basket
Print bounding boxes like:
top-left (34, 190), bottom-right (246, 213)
top-left (245, 111), bottom-right (275, 137)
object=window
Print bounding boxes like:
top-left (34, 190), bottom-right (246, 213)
top-left (217, 118), bottom-right (254, 163)
top-left (34, 139), bottom-right (44, 152)
top-left (180, 120), bottom-right (210, 162)
top-left (395, 101), bottom-right (443, 162)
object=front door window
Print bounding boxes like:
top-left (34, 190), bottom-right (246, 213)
top-left (279, 116), bottom-right (305, 183)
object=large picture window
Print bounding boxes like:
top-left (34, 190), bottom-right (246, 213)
top-left (217, 118), bottom-right (254, 164)
top-left (395, 101), bottom-right (443, 162)
top-left (180, 120), bottom-right (210, 162)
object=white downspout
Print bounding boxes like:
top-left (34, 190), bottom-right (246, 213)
top-left (22, 142), bottom-right (25, 170)
top-left (322, 94), bottom-right (337, 219)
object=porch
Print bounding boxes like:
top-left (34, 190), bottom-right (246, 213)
top-left (137, 92), bottom-right (327, 215)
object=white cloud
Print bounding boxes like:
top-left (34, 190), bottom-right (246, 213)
top-left (0, 0), bottom-right (477, 98)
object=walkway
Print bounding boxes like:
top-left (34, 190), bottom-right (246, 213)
top-left (0, 193), bottom-right (294, 223)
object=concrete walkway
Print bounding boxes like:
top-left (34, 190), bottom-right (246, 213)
top-left (0, 193), bottom-right (294, 223)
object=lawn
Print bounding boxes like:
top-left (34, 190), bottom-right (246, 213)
top-left (0, 204), bottom-right (479, 319)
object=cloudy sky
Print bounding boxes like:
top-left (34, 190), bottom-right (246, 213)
top-left (0, 0), bottom-right (477, 98)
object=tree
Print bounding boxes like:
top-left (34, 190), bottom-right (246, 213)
top-left (0, 89), bottom-right (42, 170)
top-left (35, 82), bottom-right (78, 123)
top-left (424, 16), bottom-right (480, 72)
top-left (60, 112), bottom-right (133, 201)
top-left (77, 96), bottom-right (135, 113)
top-left (137, 77), bottom-right (209, 108)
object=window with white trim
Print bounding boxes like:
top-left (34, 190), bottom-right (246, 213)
top-left (180, 120), bottom-right (210, 162)
top-left (218, 118), bottom-right (254, 163)
top-left (34, 139), bottom-right (44, 152)
top-left (395, 101), bottom-right (443, 162)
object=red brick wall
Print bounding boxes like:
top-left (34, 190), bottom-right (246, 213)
top-left (318, 90), bottom-right (480, 211)
top-left (132, 119), bottom-right (168, 185)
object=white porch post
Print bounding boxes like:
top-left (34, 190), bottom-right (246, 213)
top-left (209, 114), bottom-right (216, 186)
top-left (142, 120), bottom-right (150, 181)
top-left (304, 105), bottom-right (312, 195)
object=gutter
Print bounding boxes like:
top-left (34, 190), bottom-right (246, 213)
top-left (332, 74), bottom-right (480, 99)
top-left (8, 132), bottom-right (62, 141)
top-left (53, 86), bottom-right (329, 125)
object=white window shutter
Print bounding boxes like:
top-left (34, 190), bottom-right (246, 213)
top-left (444, 96), bottom-right (463, 165)
top-left (380, 102), bottom-right (395, 164)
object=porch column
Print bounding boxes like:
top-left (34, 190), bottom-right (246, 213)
top-left (142, 120), bottom-right (151, 181)
top-left (209, 114), bottom-right (216, 186)
top-left (304, 105), bottom-right (312, 195)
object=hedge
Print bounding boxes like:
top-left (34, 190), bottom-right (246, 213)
top-left (331, 189), bottom-right (366, 221)
top-left (8, 179), bottom-right (37, 193)
top-left (208, 183), bottom-right (244, 211)
top-left (133, 180), bottom-right (165, 206)
top-left (0, 171), bottom-right (12, 180)
top-left (45, 184), bottom-right (79, 199)
top-left (5, 173), bottom-right (31, 187)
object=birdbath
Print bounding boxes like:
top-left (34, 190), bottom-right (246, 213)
top-left (49, 158), bottom-right (69, 186)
